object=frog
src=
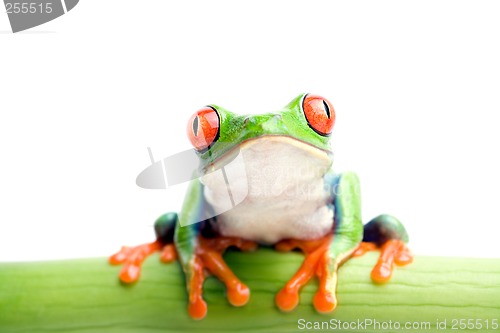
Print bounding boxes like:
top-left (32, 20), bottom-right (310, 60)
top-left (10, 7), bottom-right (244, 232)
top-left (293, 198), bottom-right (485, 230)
top-left (109, 93), bottom-right (413, 320)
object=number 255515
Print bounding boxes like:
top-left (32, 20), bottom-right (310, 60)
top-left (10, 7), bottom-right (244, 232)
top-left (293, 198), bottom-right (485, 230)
top-left (5, 3), bottom-right (53, 14)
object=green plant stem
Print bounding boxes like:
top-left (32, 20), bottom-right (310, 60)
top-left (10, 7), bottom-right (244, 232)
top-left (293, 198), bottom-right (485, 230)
top-left (0, 249), bottom-right (499, 333)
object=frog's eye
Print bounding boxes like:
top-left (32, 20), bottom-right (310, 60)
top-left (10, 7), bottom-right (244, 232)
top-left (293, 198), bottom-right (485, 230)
top-left (302, 94), bottom-right (335, 136)
top-left (187, 106), bottom-right (220, 152)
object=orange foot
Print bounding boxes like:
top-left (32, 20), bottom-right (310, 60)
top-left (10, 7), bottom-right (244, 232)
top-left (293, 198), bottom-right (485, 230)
top-left (187, 236), bottom-right (258, 320)
top-left (274, 235), bottom-right (337, 313)
top-left (353, 240), bottom-right (414, 283)
top-left (109, 240), bottom-right (177, 283)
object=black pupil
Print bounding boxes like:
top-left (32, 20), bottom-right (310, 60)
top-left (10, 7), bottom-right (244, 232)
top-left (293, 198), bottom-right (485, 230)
top-left (193, 116), bottom-right (199, 136)
top-left (322, 100), bottom-right (330, 119)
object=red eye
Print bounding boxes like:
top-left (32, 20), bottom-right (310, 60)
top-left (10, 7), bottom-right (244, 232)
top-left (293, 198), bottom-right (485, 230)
top-left (187, 106), bottom-right (220, 152)
top-left (302, 94), bottom-right (335, 136)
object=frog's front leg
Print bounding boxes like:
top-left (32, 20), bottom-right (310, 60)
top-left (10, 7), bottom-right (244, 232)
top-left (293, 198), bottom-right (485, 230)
top-left (175, 178), bottom-right (258, 320)
top-left (175, 223), bottom-right (257, 319)
top-left (109, 212), bottom-right (178, 283)
top-left (275, 172), bottom-right (363, 313)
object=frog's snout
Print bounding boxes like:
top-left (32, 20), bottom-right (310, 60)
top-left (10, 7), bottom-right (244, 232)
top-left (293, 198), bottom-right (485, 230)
top-left (262, 114), bottom-right (283, 129)
top-left (252, 114), bottom-right (282, 128)
top-left (244, 114), bottom-right (282, 125)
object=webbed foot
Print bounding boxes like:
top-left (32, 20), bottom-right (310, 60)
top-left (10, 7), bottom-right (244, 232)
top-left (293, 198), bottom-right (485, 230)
top-left (186, 235), bottom-right (258, 319)
top-left (353, 239), bottom-right (413, 283)
top-left (109, 241), bottom-right (177, 283)
top-left (109, 213), bottom-right (178, 283)
top-left (274, 235), bottom-right (338, 313)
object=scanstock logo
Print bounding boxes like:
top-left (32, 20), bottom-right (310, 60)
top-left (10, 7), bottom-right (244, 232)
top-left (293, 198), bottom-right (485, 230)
top-left (4, 0), bottom-right (79, 33)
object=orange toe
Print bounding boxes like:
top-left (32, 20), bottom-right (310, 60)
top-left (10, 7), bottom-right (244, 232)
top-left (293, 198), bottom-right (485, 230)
top-left (313, 291), bottom-right (337, 313)
top-left (188, 298), bottom-right (207, 320)
top-left (276, 288), bottom-right (300, 312)
top-left (109, 246), bottom-right (132, 264)
top-left (371, 262), bottom-right (393, 283)
top-left (119, 263), bottom-right (141, 283)
top-left (395, 246), bottom-right (414, 266)
top-left (227, 282), bottom-right (250, 306)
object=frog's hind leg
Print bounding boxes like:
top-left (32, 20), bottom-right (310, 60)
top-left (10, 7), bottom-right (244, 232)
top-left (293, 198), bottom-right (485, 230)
top-left (109, 212), bottom-right (178, 283)
top-left (353, 214), bottom-right (414, 283)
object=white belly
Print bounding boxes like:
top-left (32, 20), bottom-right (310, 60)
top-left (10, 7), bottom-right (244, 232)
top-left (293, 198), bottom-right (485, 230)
top-left (200, 136), bottom-right (334, 244)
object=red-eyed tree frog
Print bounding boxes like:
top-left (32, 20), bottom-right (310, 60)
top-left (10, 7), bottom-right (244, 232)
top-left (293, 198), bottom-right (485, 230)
top-left (110, 94), bottom-right (413, 320)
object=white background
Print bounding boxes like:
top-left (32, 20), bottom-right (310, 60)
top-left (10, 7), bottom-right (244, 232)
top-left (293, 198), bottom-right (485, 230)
top-left (1, 0), bottom-right (499, 261)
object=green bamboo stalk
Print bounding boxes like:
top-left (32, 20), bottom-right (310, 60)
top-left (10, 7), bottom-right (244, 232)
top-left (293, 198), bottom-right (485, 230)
top-left (0, 249), bottom-right (499, 333)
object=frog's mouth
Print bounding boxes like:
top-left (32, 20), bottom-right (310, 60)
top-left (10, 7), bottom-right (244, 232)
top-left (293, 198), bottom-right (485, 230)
top-left (203, 135), bottom-right (333, 174)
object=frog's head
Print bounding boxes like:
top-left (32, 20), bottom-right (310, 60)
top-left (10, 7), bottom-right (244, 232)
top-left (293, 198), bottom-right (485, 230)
top-left (186, 93), bottom-right (335, 171)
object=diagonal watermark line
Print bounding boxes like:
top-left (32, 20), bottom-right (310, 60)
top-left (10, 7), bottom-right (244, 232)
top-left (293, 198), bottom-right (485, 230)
top-left (221, 166), bottom-right (235, 207)
top-left (147, 147), bottom-right (155, 164)
top-left (60, 0), bottom-right (67, 13)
